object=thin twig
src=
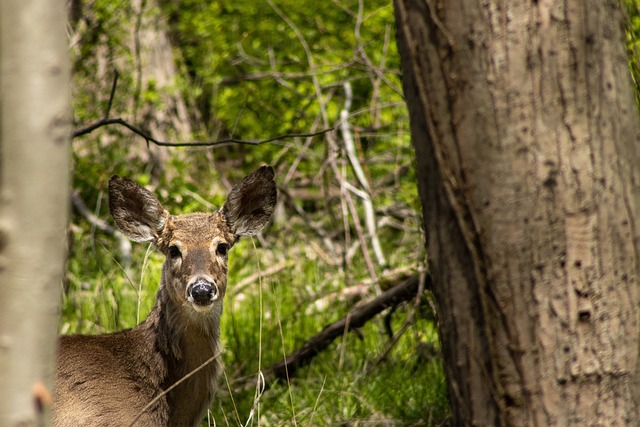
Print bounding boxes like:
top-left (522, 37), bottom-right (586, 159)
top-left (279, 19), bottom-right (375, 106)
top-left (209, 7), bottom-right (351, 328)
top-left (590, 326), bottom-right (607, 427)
top-left (230, 260), bottom-right (291, 297)
top-left (104, 69), bottom-right (119, 120)
top-left (278, 185), bottom-right (337, 256)
top-left (266, 0), bottom-right (330, 130)
top-left (340, 81), bottom-right (387, 270)
top-left (217, 61), bottom-right (357, 86)
top-left (343, 187), bottom-right (379, 293)
top-left (306, 266), bottom-right (415, 314)
top-left (283, 114), bottom-right (322, 185)
top-left (128, 351), bottom-right (223, 427)
top-left (71, 190), bottom-right (132, 269)
top-left (132, 0), bottom-right (147, 122)
top-left (369, 270), bottom-right (427, 368)
top-left (71, 190), bottom-right (115, 235)
top-left (354, 0), bottom-right (404, 98)
top-left (71, 117), bottom-right (334, 147)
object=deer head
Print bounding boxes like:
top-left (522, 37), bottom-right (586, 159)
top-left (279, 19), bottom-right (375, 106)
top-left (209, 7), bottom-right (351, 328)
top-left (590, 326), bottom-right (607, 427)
top-left (108, 166), bottom-right (277, 318)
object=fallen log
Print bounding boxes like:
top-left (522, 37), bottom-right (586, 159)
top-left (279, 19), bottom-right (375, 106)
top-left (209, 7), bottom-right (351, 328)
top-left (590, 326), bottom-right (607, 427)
top-left (262, 272), bottom-right (430, 385)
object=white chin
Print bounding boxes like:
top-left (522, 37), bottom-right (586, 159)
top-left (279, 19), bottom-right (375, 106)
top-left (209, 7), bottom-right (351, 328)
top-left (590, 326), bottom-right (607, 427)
top-left (190, 302), bottom-right (215, 313)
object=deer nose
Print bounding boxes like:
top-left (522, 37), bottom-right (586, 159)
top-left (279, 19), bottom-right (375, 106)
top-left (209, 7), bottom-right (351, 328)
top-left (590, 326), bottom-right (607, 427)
top-left (187, 278), bottom-right (218, 306)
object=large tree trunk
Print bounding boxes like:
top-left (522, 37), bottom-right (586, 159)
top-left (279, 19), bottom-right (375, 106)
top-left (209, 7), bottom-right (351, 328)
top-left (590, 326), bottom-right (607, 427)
top-left (0, 0), bottom-right (70, 424)
top-left (394, 0), bottom-right (640, 425)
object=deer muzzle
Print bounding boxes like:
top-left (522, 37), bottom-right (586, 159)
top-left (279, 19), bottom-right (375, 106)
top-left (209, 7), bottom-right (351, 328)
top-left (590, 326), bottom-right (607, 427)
top-left (187, 277), bottom-right (219, 307)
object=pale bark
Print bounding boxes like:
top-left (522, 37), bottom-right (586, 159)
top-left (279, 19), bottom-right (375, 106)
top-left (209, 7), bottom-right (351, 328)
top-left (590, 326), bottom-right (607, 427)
top-left (0, 0), bottom-right (71, 425)
top-left (394, 0), bottom-right (640, 425)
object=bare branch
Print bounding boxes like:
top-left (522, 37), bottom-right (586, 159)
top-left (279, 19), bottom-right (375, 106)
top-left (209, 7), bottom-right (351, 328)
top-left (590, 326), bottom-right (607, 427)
top-left (277, 185), bottom-right (338, 257)
top-left (71, 190), bottom-right (132, 269)
top-left (104, 69), bottom-right (119, 120)
top-left (230, 260), bottom-right (292, 297)
top-left (132, 0), bottom-right (147, 122)
top-left (340, 81), bottom-right (387, 271)
top-left (354, 0), bottom-right (404, 99)
top-left (128, 351), bottom-right (223, 427)
top-left (256, 273), bottom-right (429, 388)
top-left (369, 270), bottom-right (428, 368)
top-left (71, 117), bottom-right (334, 148)
top-left (307, 266), bottom-right (416, 313)
top-left (218, 61), bottom-right (357, 86)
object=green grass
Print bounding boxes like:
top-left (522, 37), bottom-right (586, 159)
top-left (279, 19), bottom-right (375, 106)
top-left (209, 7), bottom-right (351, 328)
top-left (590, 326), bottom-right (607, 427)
top-left (214, 261), bottom-right (450, 426)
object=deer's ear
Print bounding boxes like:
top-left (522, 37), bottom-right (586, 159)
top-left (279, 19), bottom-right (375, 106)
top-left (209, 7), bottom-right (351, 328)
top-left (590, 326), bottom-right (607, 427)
top-left (221, 166), bottom-right (277, 236)
top-left (109, 176), bottom-right (167, 243)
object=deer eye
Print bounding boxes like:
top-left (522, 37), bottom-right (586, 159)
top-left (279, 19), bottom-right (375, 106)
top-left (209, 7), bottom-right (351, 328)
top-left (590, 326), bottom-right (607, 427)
top-left (168, 245), bottom-right (182, 259)
top-left (216, 243), bottom-right (229, 257)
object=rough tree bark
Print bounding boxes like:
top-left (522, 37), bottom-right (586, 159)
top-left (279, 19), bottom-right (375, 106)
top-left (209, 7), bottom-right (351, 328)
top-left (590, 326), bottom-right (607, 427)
top-left (394, 0), bottom-right (640, 425)
top-left (0, 0), bottom-right (71, 425)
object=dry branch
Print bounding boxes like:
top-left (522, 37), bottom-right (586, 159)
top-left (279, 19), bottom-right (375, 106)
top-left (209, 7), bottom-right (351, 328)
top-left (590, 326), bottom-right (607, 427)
top-left (260, 273), bottom-right (429, 387)
top-left (71, 190), bottom-right (132, 269)
top-left (230, 260), bottom-right (292, 297)
top-left (307, 266), bottom-right (416, 313)
top-left (70, 69), bottom-right (338, 148)
top-left (71, 117), bottom-right (334, 148)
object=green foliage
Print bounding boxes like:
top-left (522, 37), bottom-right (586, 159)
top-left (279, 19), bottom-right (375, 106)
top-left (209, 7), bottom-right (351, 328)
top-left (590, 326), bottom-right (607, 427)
top-left (627, 0), bottom-right (640, 109)
top-left (65, 0), bottom-right (449, 425)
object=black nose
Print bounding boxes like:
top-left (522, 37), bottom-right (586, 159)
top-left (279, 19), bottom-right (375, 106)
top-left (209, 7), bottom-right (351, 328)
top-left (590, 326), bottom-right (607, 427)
top-left (188, 279), bottom-right (218, 305)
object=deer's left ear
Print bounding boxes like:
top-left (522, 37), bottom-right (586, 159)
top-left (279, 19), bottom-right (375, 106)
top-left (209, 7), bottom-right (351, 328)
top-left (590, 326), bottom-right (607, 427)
top-left (221, 166), bottom-right (277, 236)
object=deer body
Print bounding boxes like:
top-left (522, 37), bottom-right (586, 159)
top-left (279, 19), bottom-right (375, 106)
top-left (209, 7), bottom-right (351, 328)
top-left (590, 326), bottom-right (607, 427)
top-left (54, 167), bottom-right (277, 427)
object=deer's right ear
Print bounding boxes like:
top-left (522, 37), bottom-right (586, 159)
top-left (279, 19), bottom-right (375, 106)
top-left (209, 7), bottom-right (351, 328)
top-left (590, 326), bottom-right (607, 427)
top-left (109, 176), bottom-right (168, 243)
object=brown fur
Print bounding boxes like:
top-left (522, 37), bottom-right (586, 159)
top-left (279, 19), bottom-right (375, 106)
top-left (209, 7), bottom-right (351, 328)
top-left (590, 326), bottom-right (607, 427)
top-left (54, 167), bottom-right (276, 427)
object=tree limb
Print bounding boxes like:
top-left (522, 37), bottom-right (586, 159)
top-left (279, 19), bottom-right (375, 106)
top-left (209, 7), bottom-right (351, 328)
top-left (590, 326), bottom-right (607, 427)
top-left (260, 273), bottom-right (430, 387)
top-left (71, 117), bottom-right (334, 148)
top-left (71, 190), bottom-right (132, 269)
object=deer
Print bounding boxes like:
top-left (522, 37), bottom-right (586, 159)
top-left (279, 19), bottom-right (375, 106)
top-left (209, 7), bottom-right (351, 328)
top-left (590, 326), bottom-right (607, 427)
top-left (53, 166), bottom-right (277, 427)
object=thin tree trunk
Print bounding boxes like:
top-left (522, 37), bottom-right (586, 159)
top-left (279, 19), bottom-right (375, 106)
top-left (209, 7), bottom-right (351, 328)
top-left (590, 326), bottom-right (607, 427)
top-left (394, 0), bottom-right (640, 425)
top-left (0, 0), bottom-right (71, 424)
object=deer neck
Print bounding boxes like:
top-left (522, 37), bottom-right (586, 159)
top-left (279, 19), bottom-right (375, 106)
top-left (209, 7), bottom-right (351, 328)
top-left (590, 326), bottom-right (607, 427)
top-left (138, 286), bottom-right (223, 425)
top-left (142, 285), bottom-right (222, 364)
